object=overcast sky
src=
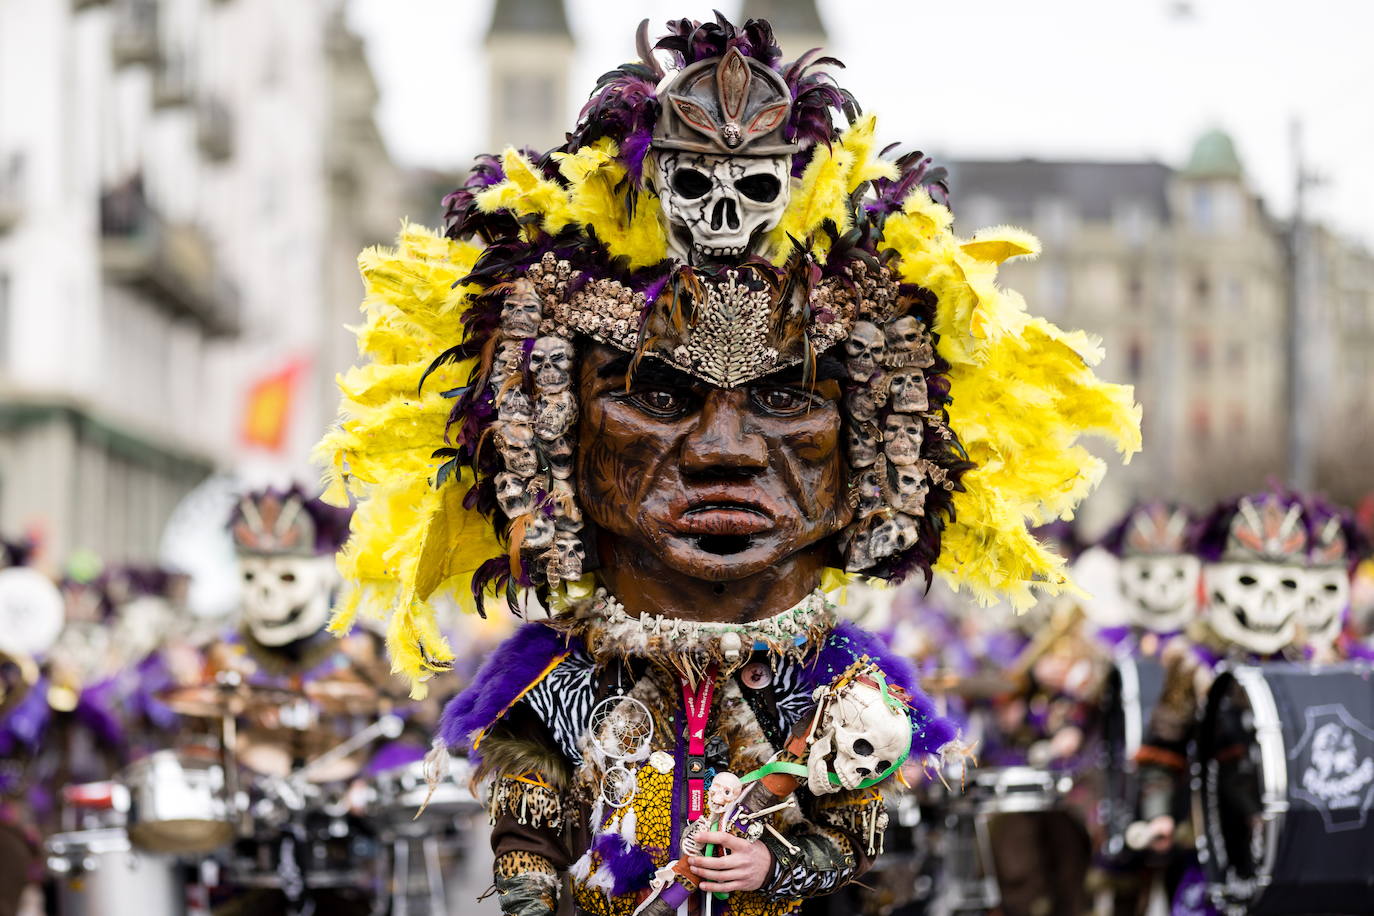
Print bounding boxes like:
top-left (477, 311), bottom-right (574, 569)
top-left (349, 0), bottom-right (1374, 248)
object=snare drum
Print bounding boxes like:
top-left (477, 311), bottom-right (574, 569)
top-left (970, 765), bottom-right (1064, 815)
top-left (1100, 655), bottom-right (1166, 860)
top-left (123, 749), bottom-right (234, 854)
top-left (46, 828), bottom-right (186, 916)
top-left (1199, 662), bottom-right (1374, 914)
top-left (372, 754), bottom-right (477, 828)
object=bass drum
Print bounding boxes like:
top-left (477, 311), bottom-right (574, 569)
top-left (46, 829), bottom-right (186, 916)
top-left (1099, 655), bottom-right (1166, 861)
top-left (1199, 662), bottom-right (1374, 915)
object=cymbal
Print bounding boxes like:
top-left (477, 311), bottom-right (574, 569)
top-left (159, 683), bottom-right (303, 718)
top-left (921, 670), bottom-right (1021, 699)
top-left (236, 727), bottom-right (367, 783)
top-left (303, 676), bottom-right (382, 715)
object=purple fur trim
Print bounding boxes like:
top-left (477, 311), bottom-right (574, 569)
top-left (437, 622), bottom-right (574, 752)
top-left (590, 832), bottom-right (657, 896)
top-left (804, 620), bottom-right (959, 757)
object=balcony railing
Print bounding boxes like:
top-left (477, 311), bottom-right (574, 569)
top-left (196, 96), bottom-right (233, 161)
top-left (0, 153), bottom-right (25, 234)
top-left (112, 0), bottom-right (158, 67)
top-left (99, 177), bottom-right (242, 337)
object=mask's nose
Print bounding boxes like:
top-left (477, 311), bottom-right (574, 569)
top-left (710, 198), bottom-right (740, 231)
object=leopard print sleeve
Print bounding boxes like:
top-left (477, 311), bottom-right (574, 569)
top-left (494, 851), bottom-right (560, 916)
top-left (759, 788), bottom-right (886, 900)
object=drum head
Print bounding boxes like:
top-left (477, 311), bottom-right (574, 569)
top-left (129, 818), bottom-right (235, 855)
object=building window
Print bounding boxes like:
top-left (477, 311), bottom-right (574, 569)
top-left (1194, 270), bottom-right (1211, 308)
top-left (1034, 197), bottom-right (1076, 242)
top-left (1225, 274), bottom-right (1245, 312)
top-left (1114, 199), bottom-right (1153, 245)
top-left (1040, 261), bottom-right (1068, 317)
top-left (1192, 185), bottom-right (1213, 233)
top-left (1125, 269), bottom-right (1144, 309)
top-left (1127, 338), bottom-right (1144, 380)
top-left (963, 195), bottom-right (1002, 232)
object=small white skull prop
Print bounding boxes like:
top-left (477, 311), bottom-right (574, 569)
top-left (653, 151), bottom-right (791, 263)
top-left (707, 772), bottom-right (743, 815)
top-left (1118, 555), bottom-right (1201, 634)
top-left (498, 388), bottom-right (535, 425)
top-left (844, 321), bottom-right (885, 382)
top-left (495, 472), bottom-right (533, 518)
top-left (889, 368), bottom-right (929, 413)
top-left (845, 423), bottom-right (880, 469)
top-left (883, 414), bottom-right (924, 465)
top-left (530, 336), bottom-right (573, 393)
top-left (493, 340), bottom-right (526, 381)
top-left (853, 468), bottom-right (883, 518)
top-left (1301, 567), bottom-right (1350, 653)
top-left (500, 280), bottom-right (543, 338)
top-left (845, 386), bottom-right (883, 423)
top-left (534, 390), bottom-right (576, 441)
top-left (497, 424), bottom-right (541, 478)
top-left (807, 678), bottom-right (912, 794)
top-left (547, 530), bottom-right (585, 585)
top-left (1311, 722), bottom-right (1360, 782)
top-left (883, 464), bottom-right (929, 516)
top-left (522, 513), bottom-right (556, 551)
top-left (1204, 560), bottom-right (1304, 656)
top-left (239, 555), bottom-right (335, 647)
top-left (545, 437), bottom-right (573, 480)
top-left (869, 512), bottom-right (919, 561)
top-left (883, 316), bottom-right (934, 368)
top-left (843, 523), bottom-right (876, 572)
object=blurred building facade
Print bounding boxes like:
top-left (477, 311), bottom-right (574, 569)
top-left (949, 130), bottom-right (1374, 523)
top-left (0, 0), bottom-right (401, 566)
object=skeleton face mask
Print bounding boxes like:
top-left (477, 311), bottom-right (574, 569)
top-left (846, 423), bottom-right (880, 469)
top-left (497, 424), bottom-right (541, 478)
top-left (844, 322), bottom-right (885, 382)
top-left (883, 414), bottom-right (924, 465)
top-left (239, 555), bottom-right (335, 647)
top-left (1204, 560), bottom-right (1304, 656)
top-left (1118, 555), bottom-right (1200, 634)
top-left (883, 464), bottom-right (929, 516)
top-left (888, 368), bottom-right (929, 413)
top-left (653, 151), bottom-right (791, 263)
top-left (883, 316), bottom-right (934, 368)
top-left (534, 390), bottom-right (576, 441)
top-left (1301, 567), bottom-right (1350, 651)
top-left (530, 337), bottom-right (574, 393)
top-left (807, 679), bottom-right (912, 794)
top-left (495, 472), bottom-right (533, 518)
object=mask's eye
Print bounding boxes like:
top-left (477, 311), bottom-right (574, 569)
top-left (671, 168), bottom-right (712, 200)
top-left (1281, 578), bottom-right (1298, 590)
top-left (752, 386), bottom-right (815, 415)
top-left (280, 572), bottom-right (297, 584)
top-left (1238, 574), bottom-right (1258, 587)
top-left (243, 570), bottom-right (255, 582)
top-left (735, 173), bottom-right (781, 202)
top-left (1325, 583), bottom-right (1341, 594)
top-left (628, 388), bottom-right (690, 418)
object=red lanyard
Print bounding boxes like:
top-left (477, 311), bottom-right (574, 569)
top-left (680, 666), bottom-right (717, 821)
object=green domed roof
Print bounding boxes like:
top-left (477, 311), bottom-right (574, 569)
top-left (1183, 129), bottom-right (1243, 179)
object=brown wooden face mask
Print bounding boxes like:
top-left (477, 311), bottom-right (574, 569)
top-left (576, 343), bottom-right (852, 617)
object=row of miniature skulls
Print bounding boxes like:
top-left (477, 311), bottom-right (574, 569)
top-left (853, 460), bottom-right (929, 519)
top-left (843, 316), bottom-right (935, 383)
top-left (494, 338), bottom-right (575, 395)
top-left (499, 388), bottom-right (576, 442)
top-left (848, 413), bottom-right (925, 468)
top-left (844, 511), bottom-right (921, 571)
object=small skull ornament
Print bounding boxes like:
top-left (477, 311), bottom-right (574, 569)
top-left (707, 772), bottom-right (743, 815)
top-left (534, 390), bottom-right (576, 441)
top-left (869, 512), bottom-right (919, 560)
top-left (889, 368), bottom-right (929, 413)
top-left (653, 150), bottom-right (792, 263)
top-left (883, 463), bottom-right (929, 516)
top-left (544, 437), bottom-right (573, 480)
top-left (493, 340), bottom-right (526, 382)
top-left (883, 414), bottom-right (925, 465)
top-left (545, 530), bottom-right (585, 586)
top-left (530, 337), bottom-right (574, 393)
top-left (844, 322), bottom-right (885, 382)
top-left (846, 423), bottom-right (880, 469)
top-left (883, 316), bottom-right (935, 368)
top-left (494, 472), bottom-right (533, 518)
top-left (807, 678), bottom-right (912, 794)
top-left (842, 523), bottom-right (876, 572)
top-left (522, 513), bottom-right (556, 551)
top-left (853, 468), bottom-right (883, 518)
top-left (548, 478), bottom-right (583, 529)
top-left (500, 280), bottom-right (543, 338)
top-left (845, 385), bottom-right (883, 423)
top-left (497, 424), bottom-right (541, 478)
top-left (498, 388), bottom-right (535, 425)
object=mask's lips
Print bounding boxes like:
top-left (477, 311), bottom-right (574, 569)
top-left (676, 501), bottom-right (774, 536)
top-left (1233, 607), bottom-right (1291, 635)
top-left (258, 601), bottom-right (312, 631)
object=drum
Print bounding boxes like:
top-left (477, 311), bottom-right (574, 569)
top-left (227, 810), bottom-right (380, 893)
top-left (60, 782), bottom-right (129, 832)
top-left (1100, 655), bottom-right (1166, 861)
top-left (46, 828), bottom-right (186, 916)
top-left (969, 765), bottom-right (1064, 815)
top-left (123, 749), bottom-right (234, 854)
top-left (372, 754), bottom-right (478, 828)
top-left (1199, 662), bottom-right (1374, 914)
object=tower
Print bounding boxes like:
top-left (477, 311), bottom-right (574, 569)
top-left (740, 0), bottom-right (828, 59)
top-left (486, 0), bottom-right (574, 153)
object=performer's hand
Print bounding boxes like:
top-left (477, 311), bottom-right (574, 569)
top-left (689, 831), bottom-right (772, 893)
top-left (1148, 815), bottom-right (1174, 853)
